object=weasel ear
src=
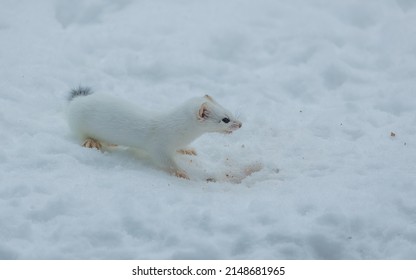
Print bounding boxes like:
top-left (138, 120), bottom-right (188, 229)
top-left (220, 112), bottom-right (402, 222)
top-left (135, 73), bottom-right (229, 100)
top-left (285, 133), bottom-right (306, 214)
top-left (198, 102), bottom-right (210, 120)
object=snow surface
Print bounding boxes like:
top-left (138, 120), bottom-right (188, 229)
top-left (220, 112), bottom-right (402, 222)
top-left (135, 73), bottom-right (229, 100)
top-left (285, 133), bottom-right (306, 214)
top-left (1, 0), bottom-right (416, 259)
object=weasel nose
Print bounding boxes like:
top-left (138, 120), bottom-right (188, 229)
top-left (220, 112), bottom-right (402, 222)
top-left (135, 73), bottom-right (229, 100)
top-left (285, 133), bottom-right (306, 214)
top-left (238, 122), bottom-right (242, 128)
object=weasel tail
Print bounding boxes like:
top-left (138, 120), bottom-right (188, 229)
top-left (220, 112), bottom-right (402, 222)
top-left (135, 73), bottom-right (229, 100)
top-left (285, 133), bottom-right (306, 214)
top-left (68, 86), bottom-right (93, 101)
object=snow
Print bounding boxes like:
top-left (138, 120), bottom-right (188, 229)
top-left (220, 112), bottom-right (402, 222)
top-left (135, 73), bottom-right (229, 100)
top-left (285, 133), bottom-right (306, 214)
top-left (1, 0), bottom-right (416, 259)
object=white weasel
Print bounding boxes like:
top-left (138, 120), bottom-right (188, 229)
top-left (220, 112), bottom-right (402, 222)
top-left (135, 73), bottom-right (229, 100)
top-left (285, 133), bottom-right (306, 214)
top-left (66, 87), bottom-right (242, 179)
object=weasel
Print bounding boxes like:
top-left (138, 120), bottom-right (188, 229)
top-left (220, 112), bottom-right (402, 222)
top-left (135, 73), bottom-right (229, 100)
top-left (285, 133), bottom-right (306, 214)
top-left (66, 87), bottom-right (242, 179)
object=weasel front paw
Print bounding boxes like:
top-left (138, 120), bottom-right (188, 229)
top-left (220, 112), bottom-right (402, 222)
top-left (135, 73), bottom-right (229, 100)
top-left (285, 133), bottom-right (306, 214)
top-left (82, 138), bottom-right (103, 150)
top-left (177, 148), bottom-right (197, 156)
top-left (174, 170), bottom-right (190, 180)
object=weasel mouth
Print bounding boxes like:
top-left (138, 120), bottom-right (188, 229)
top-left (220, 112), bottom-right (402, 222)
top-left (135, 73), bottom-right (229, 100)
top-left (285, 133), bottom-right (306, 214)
top-left (223, 122), bottom-right (242, 134)
top-left (224, 129), bottom-right (237, 134)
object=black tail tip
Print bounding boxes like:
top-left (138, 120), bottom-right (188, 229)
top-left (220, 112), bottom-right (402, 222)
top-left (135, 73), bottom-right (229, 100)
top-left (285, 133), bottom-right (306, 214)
top-left (68, 86), bottom-right (93, 101)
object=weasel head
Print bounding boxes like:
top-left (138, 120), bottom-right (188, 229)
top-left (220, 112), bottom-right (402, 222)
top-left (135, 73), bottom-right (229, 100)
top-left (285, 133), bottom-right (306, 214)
top-left (196, 95), bottom-right (242, 134)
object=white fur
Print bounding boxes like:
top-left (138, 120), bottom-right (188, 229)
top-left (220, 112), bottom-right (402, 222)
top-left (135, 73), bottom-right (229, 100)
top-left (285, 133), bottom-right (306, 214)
top-left (67, 93), bottom-right (241, 177)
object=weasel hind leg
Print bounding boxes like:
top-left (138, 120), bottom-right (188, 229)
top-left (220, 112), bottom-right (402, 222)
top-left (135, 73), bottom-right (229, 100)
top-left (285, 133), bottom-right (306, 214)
top-left (82, 138), bottom-right (103, 150)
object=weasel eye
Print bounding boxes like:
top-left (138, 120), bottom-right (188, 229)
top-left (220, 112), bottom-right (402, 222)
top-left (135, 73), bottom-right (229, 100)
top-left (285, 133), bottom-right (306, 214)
top-left (222, 117), bottom-right (230, 123)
